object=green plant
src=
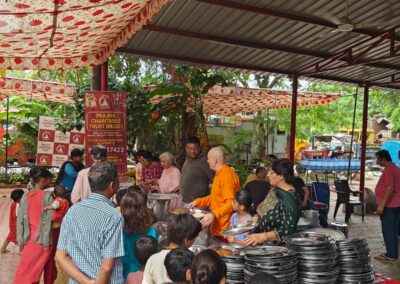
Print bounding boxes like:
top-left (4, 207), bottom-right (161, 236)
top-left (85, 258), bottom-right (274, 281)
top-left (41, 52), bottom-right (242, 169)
top-left (230, 163), bottom-right (250, 187)
top-left (9, 173), bottom-right (30, 184)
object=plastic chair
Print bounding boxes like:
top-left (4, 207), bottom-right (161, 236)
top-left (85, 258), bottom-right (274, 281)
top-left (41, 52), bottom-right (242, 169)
top-left (333, 180), bottom-right (364, 223)
top-left (311, 182), bottom-right (330, 227)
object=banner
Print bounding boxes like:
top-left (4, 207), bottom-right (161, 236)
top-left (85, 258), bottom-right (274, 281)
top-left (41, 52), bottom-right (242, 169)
top-left (84, 91), bottom-right (127, 173)
top-left (36, 116), bottom-right (85, 167)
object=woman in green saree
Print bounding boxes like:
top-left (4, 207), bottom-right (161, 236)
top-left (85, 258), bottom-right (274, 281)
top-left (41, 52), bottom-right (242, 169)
top-left (243, 159), bottom-right (301, 246)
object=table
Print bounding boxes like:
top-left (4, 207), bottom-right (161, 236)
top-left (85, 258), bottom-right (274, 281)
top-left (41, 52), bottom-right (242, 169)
top-left (301, 159), bottom-right (361, 183)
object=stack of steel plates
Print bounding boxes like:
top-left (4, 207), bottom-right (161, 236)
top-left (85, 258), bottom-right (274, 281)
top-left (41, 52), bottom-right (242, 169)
top-left (212, 244), bottom-right (245, 284)
top-left (222, 251), bottom-right (245, 284)
top-left (336, 238), bottom-right (374, 283)
top-left (284, 233), bottom-right (339, 284)
top-left (244, 246), bottom-right (298, 284)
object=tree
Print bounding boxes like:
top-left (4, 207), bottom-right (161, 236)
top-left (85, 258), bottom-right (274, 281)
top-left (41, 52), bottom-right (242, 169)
top-left (0, 97), bottom-right (53, 157)
top-left (150, 65), bottom-right (229, 153)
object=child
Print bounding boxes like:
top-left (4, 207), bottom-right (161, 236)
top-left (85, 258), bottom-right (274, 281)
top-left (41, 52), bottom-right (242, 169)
top-left (164, 248), bottom-right (194, 283)
top-left (1, 188), bottom-right (24, 253)
top-left (142, 213), bottom-right (202, 284)
top-left (125, 236), bottom-right (158, 284)
top-left (44, 185), bottom-right (70, 226)
top-left (190, 249), bottom-right (227, 284)
top-left (121, 190), bottom-right (158, 279)
top-left (115, 188), bottom-right (127, 210)
top-left (225, 191), bottom-right (253, 244)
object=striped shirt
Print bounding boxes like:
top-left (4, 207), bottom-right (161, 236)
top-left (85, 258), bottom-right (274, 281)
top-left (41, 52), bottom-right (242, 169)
top-left (58, 193), bottom-right (124, 284)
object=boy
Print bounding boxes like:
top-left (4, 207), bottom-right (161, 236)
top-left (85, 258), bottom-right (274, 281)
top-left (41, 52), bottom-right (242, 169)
top-left (164, 248), bottom-right (194, 283)
top-left (142, 214), bottom-right (201, 284)
top-left (125, 236), bottom-right (158, 284)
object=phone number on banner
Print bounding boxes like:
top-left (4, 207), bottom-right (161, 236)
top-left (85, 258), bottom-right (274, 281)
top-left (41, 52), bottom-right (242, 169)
top-left (88, 146), bottom-right (125, 154)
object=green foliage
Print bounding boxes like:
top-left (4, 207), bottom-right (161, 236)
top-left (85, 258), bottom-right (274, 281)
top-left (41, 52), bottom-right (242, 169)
top-left (107, 55), bottom-right (172, 153)
top-left (0, 97), bottom-right (53, 152)
top-left (230, 163), bottom-right (249, 187)
top-left (8, 173), bottom-right (30, 184)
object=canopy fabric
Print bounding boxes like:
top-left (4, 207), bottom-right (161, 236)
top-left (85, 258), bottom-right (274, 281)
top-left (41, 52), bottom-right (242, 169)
top-left (151, 85), bottom-right (341, 116)
top-left (0, 77), bottom-right (75, 103)
top-left (0, 0), bottom-right (170, 70)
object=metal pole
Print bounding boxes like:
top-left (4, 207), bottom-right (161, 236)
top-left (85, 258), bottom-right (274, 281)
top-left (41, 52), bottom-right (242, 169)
top-left (5, 96), bottom-right (9, 182)
top-left (347, 92), bottom-right (358, 180)
top-left (360, 85), bottom-right (369, 192)
top-left (289, 74), bottom-right (298, 163)
top-left (101, 61), bottom-right (108, 91)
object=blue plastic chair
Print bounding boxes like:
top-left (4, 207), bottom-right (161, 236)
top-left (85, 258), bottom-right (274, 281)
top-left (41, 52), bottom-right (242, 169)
top-left (311, 182), bottom-right (330, 227)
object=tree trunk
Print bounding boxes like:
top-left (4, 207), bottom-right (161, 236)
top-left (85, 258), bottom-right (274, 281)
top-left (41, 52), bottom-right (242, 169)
top-left (257, 111), bottom-right (267, 160)
top-left (92, 65), bottom-right (102, 90)
top-left (199, 114), bottom-right (210, 152)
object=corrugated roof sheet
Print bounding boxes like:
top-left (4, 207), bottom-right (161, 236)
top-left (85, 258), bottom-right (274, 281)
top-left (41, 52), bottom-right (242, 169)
top-left (121, 0), bottom-right (400, 90)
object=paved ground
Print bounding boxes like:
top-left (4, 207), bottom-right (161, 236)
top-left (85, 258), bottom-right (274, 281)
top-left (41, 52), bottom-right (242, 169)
top-left (1, 174), bottom-right (399, 283)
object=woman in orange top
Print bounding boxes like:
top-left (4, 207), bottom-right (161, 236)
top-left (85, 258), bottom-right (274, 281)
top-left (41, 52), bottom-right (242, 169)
top-left (190, 147), bottom-right (240, 236)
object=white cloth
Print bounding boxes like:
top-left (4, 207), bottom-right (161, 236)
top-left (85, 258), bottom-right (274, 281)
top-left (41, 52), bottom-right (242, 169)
top-left (142, 250), bottom-right (171, 284)
top-left (71, 167), bottom-right (91, 204)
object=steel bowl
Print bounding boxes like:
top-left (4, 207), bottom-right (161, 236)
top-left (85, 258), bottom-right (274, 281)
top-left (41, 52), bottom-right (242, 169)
top-left (189, 245), bottom-right (206, 255)
top-left (189, 208), bottom-right (210, 220)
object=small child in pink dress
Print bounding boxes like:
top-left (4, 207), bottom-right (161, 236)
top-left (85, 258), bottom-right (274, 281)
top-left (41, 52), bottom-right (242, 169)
top-left (1, 189), bottom-right (24, 253)
top-left (125, 236), bottom-right (158, 284)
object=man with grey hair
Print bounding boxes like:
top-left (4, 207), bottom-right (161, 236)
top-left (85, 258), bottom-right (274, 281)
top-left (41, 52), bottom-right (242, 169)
top-left (71, 145), bottom-right (107, 203)
top-left (56, 161), bottom-right (124, 284)
top-left (190, 146), bottom-right (240, 236)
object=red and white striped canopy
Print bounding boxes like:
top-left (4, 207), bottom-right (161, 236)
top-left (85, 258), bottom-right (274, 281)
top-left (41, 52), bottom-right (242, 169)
top-left (151, 85), bottom-right (341, 116)
top-left (0, 0), bottom-right (170, 70)
top-left (0, 77), bottom-right (75, 103)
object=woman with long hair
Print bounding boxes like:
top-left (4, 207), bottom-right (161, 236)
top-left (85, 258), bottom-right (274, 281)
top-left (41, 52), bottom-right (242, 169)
top-left (243, 159), bottom-right (301, 246)
top-left (121, 189), bottom-right (158, 280)
top-left (14, 167), bottom-right (55, 284)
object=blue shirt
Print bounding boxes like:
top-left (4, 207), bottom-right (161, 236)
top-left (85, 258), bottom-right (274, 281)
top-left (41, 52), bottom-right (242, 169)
top-left (229, 212), bottom-right (252, 240)
top-left (58, 193), bottom-right (124, 284)
top-left (60, 163), bottom-right (79, 192)
top-left (122, 226), bottom-right (158, 279)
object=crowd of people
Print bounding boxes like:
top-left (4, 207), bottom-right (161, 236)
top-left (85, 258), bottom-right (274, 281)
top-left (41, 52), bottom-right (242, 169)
top-left (3, 135), bottom-right (399, 283)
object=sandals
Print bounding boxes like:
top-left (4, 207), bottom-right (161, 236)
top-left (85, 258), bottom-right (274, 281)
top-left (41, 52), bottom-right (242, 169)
top-left (374, 253), bottom-right (397, 261)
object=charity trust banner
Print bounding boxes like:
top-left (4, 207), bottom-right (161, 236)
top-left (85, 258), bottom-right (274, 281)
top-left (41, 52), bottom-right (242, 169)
top-left (36, 116), bottom-right (85, 167)
top-left (84, 91), bottom-right (127, 173)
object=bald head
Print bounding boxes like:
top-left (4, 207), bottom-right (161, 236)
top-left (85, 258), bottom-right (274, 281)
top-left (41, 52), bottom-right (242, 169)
top-left (207, 147), bottom-right (225, 171)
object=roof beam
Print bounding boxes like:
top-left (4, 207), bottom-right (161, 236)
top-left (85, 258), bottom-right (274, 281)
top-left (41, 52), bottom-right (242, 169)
top-left (143, 25), bottom-right (400, 72)
top-left (298, 28), bottom-right (400, 76)
top-left (116, 48), bottom-right (400, 90)
top-left (196, 0), bottom-right (400, 42)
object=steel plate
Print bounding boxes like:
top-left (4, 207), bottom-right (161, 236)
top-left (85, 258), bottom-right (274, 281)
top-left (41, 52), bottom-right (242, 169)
top-left (302, 228), bottom-right (346, 241)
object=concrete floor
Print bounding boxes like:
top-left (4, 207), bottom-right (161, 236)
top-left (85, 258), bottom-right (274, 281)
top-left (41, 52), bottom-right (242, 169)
top-left (0, 173), bottom-right (399, 283)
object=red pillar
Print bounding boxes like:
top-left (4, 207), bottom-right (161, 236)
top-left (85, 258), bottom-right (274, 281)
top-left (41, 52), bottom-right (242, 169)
top-left (289, 75), bottom-right (298, 163)
top-left (359, 84), bottom-right (369, 192)
top-left (101, 61), bottom-right (108, 91)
